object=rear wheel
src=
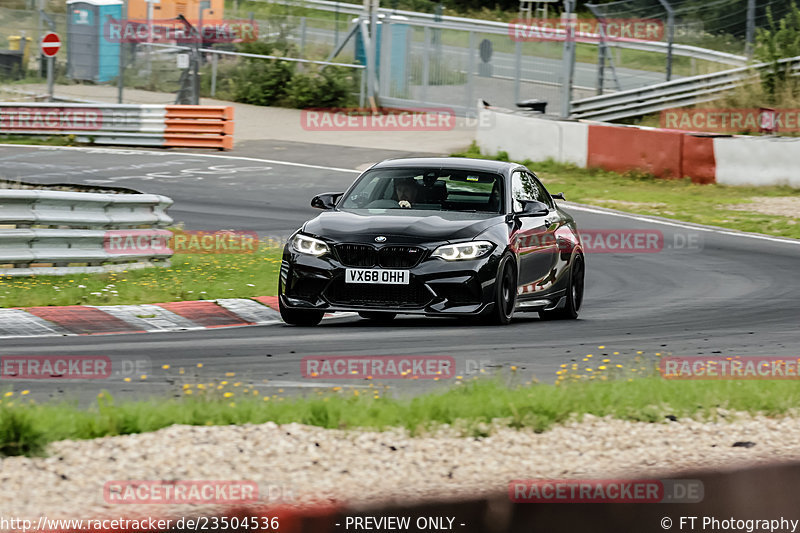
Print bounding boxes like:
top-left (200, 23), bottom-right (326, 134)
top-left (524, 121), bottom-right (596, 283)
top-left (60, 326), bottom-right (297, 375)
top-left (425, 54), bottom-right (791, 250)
top-left (482, 254), bottom-right (517, 325)
top-left (539, 253), bottom-right (584, 320)
top-left (358, 311), bottom-right (397, 322)
top-left (279, 299), bottom-right (324, 326)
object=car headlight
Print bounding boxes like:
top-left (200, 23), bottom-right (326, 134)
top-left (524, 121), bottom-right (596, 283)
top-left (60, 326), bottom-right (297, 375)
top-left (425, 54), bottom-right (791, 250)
top-left (432, 241), bottom-right (494, 261)
top-left (291, 234), bottom-right (330, 256)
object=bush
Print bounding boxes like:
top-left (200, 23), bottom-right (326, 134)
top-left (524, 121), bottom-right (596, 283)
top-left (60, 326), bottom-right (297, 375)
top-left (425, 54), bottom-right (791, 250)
top-left (755, 1), bottom-right (800, 99)
top-left (227, 42), bottom-right (296, 106)
top-left (284, 66), bottom-right (357, 108)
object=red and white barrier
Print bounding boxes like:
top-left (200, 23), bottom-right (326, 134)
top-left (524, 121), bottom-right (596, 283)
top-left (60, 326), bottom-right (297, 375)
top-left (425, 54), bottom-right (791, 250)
top-left (476, 105), bottom-right (800, 187)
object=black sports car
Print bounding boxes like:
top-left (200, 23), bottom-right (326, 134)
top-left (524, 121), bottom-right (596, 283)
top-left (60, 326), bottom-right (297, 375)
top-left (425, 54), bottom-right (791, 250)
top-left (278, 157), bottom-right (584, 326)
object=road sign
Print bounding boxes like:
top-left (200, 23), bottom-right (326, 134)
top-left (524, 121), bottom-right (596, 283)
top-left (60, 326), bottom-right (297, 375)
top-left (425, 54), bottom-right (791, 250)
top-left (41, 32), bottom-right (61, 57)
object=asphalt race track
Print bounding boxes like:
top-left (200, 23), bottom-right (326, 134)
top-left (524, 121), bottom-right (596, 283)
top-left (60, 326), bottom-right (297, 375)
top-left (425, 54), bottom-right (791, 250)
top-left (2, 143), bottom-right (800, 404)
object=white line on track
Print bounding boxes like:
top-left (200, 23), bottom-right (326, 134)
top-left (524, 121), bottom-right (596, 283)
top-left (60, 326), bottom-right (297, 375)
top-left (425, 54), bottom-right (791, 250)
top-left (0, 144), bottom-right (362, 174)
top-left (564, 203), bottom-right (800, 247)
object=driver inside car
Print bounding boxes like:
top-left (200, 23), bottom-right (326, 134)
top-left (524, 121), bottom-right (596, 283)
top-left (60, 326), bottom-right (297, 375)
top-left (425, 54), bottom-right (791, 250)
top-left (395, 177), bottom-right (420, 208)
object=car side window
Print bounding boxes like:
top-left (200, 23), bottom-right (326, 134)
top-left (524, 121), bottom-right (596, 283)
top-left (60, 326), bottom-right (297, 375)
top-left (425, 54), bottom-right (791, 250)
top-left (528, 172), bottom-right (554, 208)
top-left (511, 170), bottom-right (548, 212)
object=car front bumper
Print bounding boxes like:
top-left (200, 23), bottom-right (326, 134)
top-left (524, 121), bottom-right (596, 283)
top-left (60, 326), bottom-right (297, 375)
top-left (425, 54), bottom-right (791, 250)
top-left (278, 247), bottom-right (503, 316)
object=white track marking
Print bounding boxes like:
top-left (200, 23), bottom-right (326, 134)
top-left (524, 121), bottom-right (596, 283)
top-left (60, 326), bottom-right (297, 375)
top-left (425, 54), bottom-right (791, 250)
top-left (0, 144), bottom-right (362, 174)
top-left (564, 203), bottom-right (800, 247)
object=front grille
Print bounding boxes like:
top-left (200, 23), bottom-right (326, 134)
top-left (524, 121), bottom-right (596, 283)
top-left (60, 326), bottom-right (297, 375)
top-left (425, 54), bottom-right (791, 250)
top-left (335, 244), bottom-right (377, 267)
top-left (335, 244), bottom-right (424, 268)
top-left (378, 246), bottom-right (424, 268)
top-left (325, 278), bottom-right (431, 308)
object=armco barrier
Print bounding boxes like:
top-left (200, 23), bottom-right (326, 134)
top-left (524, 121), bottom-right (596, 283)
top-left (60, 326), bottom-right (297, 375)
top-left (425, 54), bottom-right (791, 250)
top-left (0, 189), bottom-right (174, 276)
top-left (713, 136), bottom-right (800, 187)
top-left (476, 105), bottom-right (723, 185)
top-left (0, 103), bottom-right (233, 150)
top-left (475, 108), bottom-right (588, 166)
top-left (586, 124), bottom-right (684, 178)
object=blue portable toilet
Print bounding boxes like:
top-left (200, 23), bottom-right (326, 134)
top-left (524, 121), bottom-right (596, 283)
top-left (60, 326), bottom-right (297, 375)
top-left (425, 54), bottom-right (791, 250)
top-left (354, 15), bottom-right (410, 96)
top-left (67, 0), bottom-right (123, 83)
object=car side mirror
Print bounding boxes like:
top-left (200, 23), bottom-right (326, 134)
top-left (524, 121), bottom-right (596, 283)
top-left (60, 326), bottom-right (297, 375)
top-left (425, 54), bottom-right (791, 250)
top-left (311, 192), bottom-right (344, 210)
top-left (551, 192), bottom-right (566, 200)
top-left (518, 200), bottom-right (550, 217)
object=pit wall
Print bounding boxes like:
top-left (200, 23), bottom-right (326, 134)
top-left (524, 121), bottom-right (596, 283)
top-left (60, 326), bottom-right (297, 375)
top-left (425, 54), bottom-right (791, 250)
top-left (475, 106), bottom-right (800, 187)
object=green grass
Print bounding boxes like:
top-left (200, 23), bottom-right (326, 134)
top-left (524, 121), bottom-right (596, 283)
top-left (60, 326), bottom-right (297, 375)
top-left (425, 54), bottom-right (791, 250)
top-left (0, 134), bottom-right (78, 146)
top-left (0, 246), bottom-right (282, 308)
top-left (453, 143), bottom-right (800, 240)
top-left (3, 372), bottom-right (800, 456)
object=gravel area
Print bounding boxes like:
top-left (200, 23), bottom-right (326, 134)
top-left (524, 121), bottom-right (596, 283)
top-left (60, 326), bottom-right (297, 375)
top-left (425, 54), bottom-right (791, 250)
top-left (3, 415), bottom-right (800, 524)
top-left (727, 197), bottom-right (800, 219)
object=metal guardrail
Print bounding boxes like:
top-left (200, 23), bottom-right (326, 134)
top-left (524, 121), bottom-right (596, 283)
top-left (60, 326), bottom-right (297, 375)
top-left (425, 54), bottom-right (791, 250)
top-left (0, 189), bottom-right (174, 277)
top-left (265, 0), bottom-right (747, 66)
top-left (570, 56), bottom-right (800, 121)
top-left (0, 103), bottom-right (234, 150)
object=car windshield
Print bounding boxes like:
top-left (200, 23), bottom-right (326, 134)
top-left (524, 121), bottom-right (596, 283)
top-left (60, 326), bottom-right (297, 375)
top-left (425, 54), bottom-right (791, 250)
top-left (338, 168), bottom-right (504, 214)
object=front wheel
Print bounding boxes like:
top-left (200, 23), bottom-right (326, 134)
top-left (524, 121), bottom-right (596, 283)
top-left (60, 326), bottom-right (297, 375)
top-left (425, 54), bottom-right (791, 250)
top-left (280, 299), bottom-right (324, 326)
top-left (539, 253), bottom-right (584, 320)
top-left (482, 254), bottom-right (517, 325)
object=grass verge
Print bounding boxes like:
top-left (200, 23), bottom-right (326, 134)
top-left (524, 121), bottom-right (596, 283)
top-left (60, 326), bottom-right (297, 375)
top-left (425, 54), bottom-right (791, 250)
top-left (0, 246), bottom-right (282, 308)
top-left (3, 374), bottom-right (800, 456)
top-left (0, 134), bottom-right (78, 146)
top-left (453, 143), bottom-right (800, 240)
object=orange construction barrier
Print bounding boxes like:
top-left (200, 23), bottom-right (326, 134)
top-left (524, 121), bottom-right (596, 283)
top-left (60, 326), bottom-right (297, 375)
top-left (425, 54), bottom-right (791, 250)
top-left (164, 105), bottom-right (234, 150)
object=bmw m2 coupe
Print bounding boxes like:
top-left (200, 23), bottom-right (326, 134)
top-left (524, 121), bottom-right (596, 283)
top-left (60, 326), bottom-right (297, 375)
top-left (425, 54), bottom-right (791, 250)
top-left (278, 157), bottom-right (585, 326)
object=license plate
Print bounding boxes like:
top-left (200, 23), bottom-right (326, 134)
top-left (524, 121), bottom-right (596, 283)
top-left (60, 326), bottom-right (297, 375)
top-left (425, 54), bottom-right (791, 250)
top-left (345, 268), bottom-right (410, 285)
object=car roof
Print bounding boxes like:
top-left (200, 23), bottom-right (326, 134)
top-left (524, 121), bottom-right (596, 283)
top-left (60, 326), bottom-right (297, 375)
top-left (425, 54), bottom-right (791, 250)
top-left (369, 157), bottom-right (521, 174)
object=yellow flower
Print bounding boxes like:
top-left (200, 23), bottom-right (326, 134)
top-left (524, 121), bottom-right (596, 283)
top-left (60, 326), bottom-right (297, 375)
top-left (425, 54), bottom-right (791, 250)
top-left (197, 363), bottom-right (203, 368)
top-left (598, 345), bottom-right (605, 349)
top-left (124, 377), bottom-right (131, 382)
top-left (140, 374), bottom-right (147, 380)
top-left (162, 364), bottom-right (170, 370)
top-left (184, 389), bottom-right (193, 395)
top-left (225, 372), bottom-right (235, 377)
top-left (224, 392), bottom-right (234, 398)
top-left (21, 390), bottom-right (29, 395)
top-left (221, 381), bottom-right (228, 385)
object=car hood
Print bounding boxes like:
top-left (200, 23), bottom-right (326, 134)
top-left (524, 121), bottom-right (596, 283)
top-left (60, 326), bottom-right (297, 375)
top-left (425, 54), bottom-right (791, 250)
top-left (303, 210), bottom-right (505, 244)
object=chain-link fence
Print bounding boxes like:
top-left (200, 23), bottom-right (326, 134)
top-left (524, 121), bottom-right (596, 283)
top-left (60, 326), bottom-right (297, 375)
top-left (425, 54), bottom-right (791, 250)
top-left (1, 2), bottom-right (784, 116)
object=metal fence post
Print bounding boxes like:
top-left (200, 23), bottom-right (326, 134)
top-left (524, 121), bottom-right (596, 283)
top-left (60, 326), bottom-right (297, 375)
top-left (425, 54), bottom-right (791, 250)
top-left (421, 26), bottom-right (430, 104)
top-left (560, 0), bottom-right (576, 118)
top-left (466, 31), bottom-right (475, 112)
top-left (211, 52), bottom-right (218, 97)
top-left (745, 0), bottom-right (756, 59)
top-left (514, 40), bottom-right (521, 104)
top-left (657, 0), bottom-right (675, 81)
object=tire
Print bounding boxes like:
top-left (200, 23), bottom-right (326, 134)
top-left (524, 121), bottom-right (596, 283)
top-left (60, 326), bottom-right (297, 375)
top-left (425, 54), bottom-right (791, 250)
top-left (279, 299), bottom-right (324, 326)
top-left (539, 253), bottom-right (584, 321)
top-left (482, 254), bottom-right (517, 325)
top-left (358, 311), bottom-right (397, 322)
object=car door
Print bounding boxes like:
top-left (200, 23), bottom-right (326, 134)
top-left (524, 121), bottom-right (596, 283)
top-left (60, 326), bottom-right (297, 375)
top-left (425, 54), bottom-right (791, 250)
top-left (510, 170), bottom-right (560, 296)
